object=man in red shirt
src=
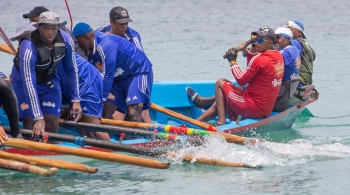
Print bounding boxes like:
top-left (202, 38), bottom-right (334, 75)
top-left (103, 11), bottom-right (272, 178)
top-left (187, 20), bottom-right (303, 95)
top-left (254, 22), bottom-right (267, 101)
top-left (193, 27), bottom-right (284, 126)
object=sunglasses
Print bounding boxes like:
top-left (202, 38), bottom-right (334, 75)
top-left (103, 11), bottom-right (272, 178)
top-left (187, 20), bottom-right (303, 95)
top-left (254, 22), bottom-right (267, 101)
top-left (253, 38), bottom-right (270, 44)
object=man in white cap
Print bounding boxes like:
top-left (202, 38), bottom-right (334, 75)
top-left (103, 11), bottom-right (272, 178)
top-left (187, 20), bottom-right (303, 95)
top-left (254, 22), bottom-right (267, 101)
top-left (286, 20), bottom-right (316, 86)
top-left (273, 27), bottom-right (301, 111)
top-left (13, 11), bottom-right (82, 139)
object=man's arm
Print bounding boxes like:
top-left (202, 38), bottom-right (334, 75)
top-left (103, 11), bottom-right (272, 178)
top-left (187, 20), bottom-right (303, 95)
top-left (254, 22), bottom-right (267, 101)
top-left (61, 32), bottom-right (80, 102)
top-left (19, 40), bottom-right (43, 120)
top-left (97, 41), bottom-right (118, 101)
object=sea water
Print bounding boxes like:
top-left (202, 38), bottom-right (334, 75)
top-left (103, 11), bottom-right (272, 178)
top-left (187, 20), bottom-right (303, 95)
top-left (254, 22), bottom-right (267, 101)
top-left (0, 0), bottom-right (350, 194)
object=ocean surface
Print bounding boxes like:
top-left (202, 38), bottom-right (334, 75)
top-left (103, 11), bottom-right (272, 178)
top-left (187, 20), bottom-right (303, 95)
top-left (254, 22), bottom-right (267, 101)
top-left (1, 0), bottom-right (350, 194)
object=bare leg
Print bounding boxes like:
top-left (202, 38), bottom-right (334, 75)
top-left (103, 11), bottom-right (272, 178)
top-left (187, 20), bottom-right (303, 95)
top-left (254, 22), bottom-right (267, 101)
top-left (194, 96), bottom-right (215, 107)
top-left (141, 109), bottom-right (152, 123)
top-left (102, 102), bottom-right (117, 119)
top-left (81, 114), bottom-right (110, 141)
top-left (43, 114), bottom-right (59, 133)
top-left (214, 79), bottom-right (226, 125)
top-left (197, 101), bottom-right (218, 122)
top-left (127, 104), bottom-right (143, 122)
top-left (112, 110), bottom-right (126, 120)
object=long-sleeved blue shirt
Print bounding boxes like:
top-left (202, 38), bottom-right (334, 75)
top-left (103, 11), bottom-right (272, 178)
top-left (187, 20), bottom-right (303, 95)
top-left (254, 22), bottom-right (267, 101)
top-left (57, 53), bottom-right (101, 104)
top-left (19, 29), bottom-right (80, 120)
top-left (87, 31), bottom-right (152, 101)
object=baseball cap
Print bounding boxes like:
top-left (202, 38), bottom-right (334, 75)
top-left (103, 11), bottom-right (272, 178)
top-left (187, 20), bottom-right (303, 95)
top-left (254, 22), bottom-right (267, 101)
top-left (275, 27), bottom-right (293, 39)
top-left (10, 23), bottom-right (36, 41)
top-left (23, 6), bottom-right (49, 19)
top-left (37, 11), bottom-right (67, 26)
top-left (286, 20), bottom-right (306, 39)
top-left (251, 26), bottom-right (276, 43)
top-left (109, 7), bottom-right (133, 24)
top-left (72, 22), bottom-right (93, 37)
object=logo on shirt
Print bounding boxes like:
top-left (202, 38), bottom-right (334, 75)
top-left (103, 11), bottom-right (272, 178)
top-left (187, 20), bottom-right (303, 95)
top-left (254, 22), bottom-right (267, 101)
top-left (95, 61), bottom-right (103, 73)
top-left (114, 68), bottom-right (124, 77)
top-left (82, 107), bottom-right (88, 111)
top-left (274, 61), bottom-right (284, 77)
top-left (108, 93), bottom-right (116, 100)
top-left (20, 103), bottom-right (29, 111)
top-left (42, 101), bottom-right (56, 108)
top-left (126, 97), bottom-right (131, 102)
top-left (132, 96), bottom-right (138, 100)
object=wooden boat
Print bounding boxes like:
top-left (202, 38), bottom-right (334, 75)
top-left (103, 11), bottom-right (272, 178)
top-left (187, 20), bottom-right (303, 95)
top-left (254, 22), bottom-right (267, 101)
top-left (0, 80), bottom-right (318, 157)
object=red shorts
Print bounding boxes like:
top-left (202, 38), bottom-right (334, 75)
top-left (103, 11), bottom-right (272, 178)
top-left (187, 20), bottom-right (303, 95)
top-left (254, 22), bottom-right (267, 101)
top-left (222, 81), bottom-right (263, 121)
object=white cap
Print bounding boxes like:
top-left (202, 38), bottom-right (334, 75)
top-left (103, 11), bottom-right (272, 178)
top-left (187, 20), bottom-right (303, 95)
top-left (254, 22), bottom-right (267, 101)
top-left (275, 27), bottom-right (293, 39)
top-left (10, 23), bottom-right (36, 41)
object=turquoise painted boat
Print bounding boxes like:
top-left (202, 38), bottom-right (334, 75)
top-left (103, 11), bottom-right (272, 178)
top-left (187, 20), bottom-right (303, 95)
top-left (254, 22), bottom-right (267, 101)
top-left (0, 80), bottom-right (318, 157)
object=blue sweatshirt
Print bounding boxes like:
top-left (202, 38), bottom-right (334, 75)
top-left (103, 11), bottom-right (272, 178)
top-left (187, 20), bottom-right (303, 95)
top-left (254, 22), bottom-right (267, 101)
top-left (19, 29), bottom-right (80, 120)
top-left (87, 31), bottom-right (152, 101)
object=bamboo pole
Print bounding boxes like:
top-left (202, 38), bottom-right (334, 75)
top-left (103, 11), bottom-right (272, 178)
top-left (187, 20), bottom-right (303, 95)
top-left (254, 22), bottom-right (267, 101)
top-left (4, 138), bottom-right (170, 169)
top-left (0, 150), bottom-right (98, 174)
top-left (0, 158), bottom-right (57, 176)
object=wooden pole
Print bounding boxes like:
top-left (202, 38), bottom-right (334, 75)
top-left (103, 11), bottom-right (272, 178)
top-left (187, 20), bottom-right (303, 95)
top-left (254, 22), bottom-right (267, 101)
top-left (0, 43), bottom-right (15, 55)
top-left (150, 103), bottom-right (217, 131)
top-left (4, 138), bottom-right (170, 169)
top-left (0, 158), bottom-right (57, 177)
top-left (0, 150), bottom-right (98, 174)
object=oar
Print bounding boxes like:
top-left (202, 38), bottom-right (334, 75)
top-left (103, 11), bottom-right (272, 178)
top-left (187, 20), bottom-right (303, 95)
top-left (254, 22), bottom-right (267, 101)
top-left (0, 27), bottom-right (17, 54)
top-left (0, 158), bottom-right (57, 177)
top-left (59, 119), bottom-right (192, 144)
top-left (3, 138), bottom-right (169, 169)
top-left (0, 43), bottom-right (15, 55)
top-left (100, 118), bottom-right (261, 145)
top-left (150, 103), bottom-right (217, 131)
top-left (12, 128), bottom-right (261, 168)
top-left (0, 150), bottom-right (98, 174)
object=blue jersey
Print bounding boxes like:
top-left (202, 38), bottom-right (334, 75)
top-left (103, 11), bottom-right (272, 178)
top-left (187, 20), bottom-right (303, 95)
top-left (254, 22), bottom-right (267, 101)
top-left (96, 25), bottom-right (144, 51)
top-left (279, 45), bottom-right (301, 81)
top-left (88, 31), bottom-right (152, 101)
top-left (57, 53), bottom-right (101, 102)
top-left (19, 29), bottom-right (80, 120)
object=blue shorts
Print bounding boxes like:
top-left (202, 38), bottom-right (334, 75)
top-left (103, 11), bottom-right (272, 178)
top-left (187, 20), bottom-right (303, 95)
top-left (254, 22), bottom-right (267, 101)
top-left (63, 75), bottom-right (103, 117)
top-left (107, 71), bottom-right (153, 113)
top-left (12, 65), bottom-right (62, 118)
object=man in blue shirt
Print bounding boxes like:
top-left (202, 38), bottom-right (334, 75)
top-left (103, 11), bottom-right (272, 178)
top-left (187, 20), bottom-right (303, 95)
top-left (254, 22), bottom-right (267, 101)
top-left (96, 6), bottom-right (152, 122)
top-left (57, 54), bottom-right (110, 140)
top-left (72, 22), bottom-right (153, 123)
top-left (97, 6), bottom-right (144, 51)
top-left (14, 11), bottom-right (82, 137)
top-left (273, 27), bottom-right (301, 111)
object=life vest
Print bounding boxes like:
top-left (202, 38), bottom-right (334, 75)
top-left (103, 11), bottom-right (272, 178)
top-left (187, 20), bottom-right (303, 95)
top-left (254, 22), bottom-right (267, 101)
top-left (13, 29), bottom-right (66, 85)
top-left (296, 38), bottom-right (316, 85)
top-left (273, 79), bottom-right (299, 112)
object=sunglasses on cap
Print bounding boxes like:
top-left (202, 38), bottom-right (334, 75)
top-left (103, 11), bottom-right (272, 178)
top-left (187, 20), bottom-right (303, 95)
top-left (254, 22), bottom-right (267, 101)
top-left (253, 38), bottom-right (270, 44)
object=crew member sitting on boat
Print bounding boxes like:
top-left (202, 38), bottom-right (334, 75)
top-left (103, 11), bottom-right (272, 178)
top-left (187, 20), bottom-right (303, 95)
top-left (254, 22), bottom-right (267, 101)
top-left (13, 11), bottom-right (82, 138)
top-left (72, 22), bottom-right (153, 123)
top-left (187, 27), bottom-right (284, 126)
top-left (0, 70), bottom-right (21, 143)
top-left (272, 27), bottom-right (301, 112)
top-left (96, 6), bottom-right (152, 123)
top-left (57, 53), bottom-right (110, 141)
top-left (285, 20), bottom-right (315, 86)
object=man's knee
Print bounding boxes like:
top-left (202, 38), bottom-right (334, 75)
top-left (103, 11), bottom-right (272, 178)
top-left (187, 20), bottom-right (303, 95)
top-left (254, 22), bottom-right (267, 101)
top-left (215, 78), bottom-right (226, 89)
top-left (127, 104), bottom-right (143, 122)
top-left (102, 102), bottom-right (116, 119)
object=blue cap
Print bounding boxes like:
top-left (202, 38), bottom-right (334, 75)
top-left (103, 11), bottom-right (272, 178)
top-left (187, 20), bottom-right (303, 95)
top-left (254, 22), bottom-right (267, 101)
top-left (72, 22), bottom-right (92, 37)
